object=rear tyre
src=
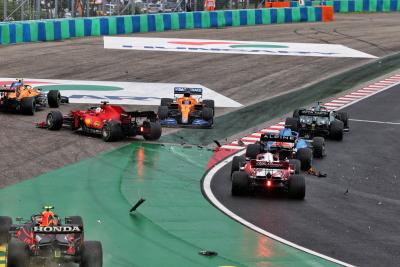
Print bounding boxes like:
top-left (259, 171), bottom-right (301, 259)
top-left (297, 148), bottom-right (312, 171)
top-left (20, 97), bottom-right (35, 115)
top-left (160, 98), bottom-right (173, 106)
top-left (203, 99), bottom-right (215, 110)
top-left (80, 241), bottom-right (103, 267)
top-left (231, 171), bottom-right (249, 196)
top-left (7, 239), bottom-right (29, 267)
top-left (312, 137), bottom-right (325, 158)
top-left (231, 156), bottom-right (245, 176)
top-left (336, 111), bottom-right (349, 129)
top-left (330, 120), bottom-right (344, 141)
top-left (158, 106), bottom-right (169, 120)
top-left (288, 159), bottom-right (301, 174)
top-left (245, 144), bottom-right (261, 160)
top-left (69, 216), bottom-right (83, 226)
top-left (202, 107), bottom-right (214, 121)
top-left (47, 90), bottom-right (61, 108)
top-left (288, 175), bottom-right (305, 199)
top-left (143, 122), bottom-right (162, 141)
top-left (293, 109), bottom-right (303, 118)
top-left (46, 111), bottom-right (63, 130)
top-left (285, 117), bottom-right (299, 132)
top-left (102, 120), bottom-right (123, 142)
top-left (0, 216), bottom-right (12, 244)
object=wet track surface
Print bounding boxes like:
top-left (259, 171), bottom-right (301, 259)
top-left (210, 84), bottom-right (400, 266)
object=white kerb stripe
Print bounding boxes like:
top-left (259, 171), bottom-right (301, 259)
top-left (324, 102), bottom-right (344, 107)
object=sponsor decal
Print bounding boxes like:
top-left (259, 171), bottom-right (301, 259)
top-left (33, 226), bottom-right (82, 233)
top-left (104, 37), bottom-right (377, 59)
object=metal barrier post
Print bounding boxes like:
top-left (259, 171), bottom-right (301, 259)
top-left (55, 0), bottom-right (58, 18)
top-left (3, 0), bottom-right (7, 21)
top-left (71, 0), bottom-right (75, 17)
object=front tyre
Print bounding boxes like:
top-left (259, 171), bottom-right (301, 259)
top-left (312, 137), bottom-right (325, 158)
top-left (330, 120), bottom-right (344, 141)
top-left (20, 97), bottom-right (35, 115)
top-left (46, 111), bottom-right (63, 130)
top-left (297, 148), bottom-right (312, 171)
top-left (231, 156), bottom-right (245, 176)
top-left (47, 90), bottom-right (61, 108)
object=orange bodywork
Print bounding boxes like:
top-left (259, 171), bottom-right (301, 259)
top-left (177, 96), bottom-right (198, 124)
top-left (3, 85), bottom-right (40, 100)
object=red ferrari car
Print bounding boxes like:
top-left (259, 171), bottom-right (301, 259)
top-left (42, 101), bottom-right (162, 142)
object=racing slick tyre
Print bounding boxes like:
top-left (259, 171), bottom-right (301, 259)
top-left (293, 109), bottom-right (303, 118)
top-left (330, 120), bottom-right (344, 141)
top-left (336, 111), bottom-right (349, 130)
top-left (7, 239), bottom-right (29, 267)
top-left (312, 137), bottom-right (325, 158)
top-left (102, 120), bottom-right (123, 142)
top-left (297, 148), bottom-right (312, 171)
top-left (203, 99), bottom-right (215, 110)
top-left (47, 90), bottom-right (61, 108)
top-left (158, 106), bottom-right (169, 120)
top-left (288, 175), bottom-right (305, 200)
top-left (69, 216), bottom-right (84, 226)
top-left (160, 98), bottom-right (173, 106)
top-left (143, 122), bottom-right (162, 141)
top-left (285, 117), bottom-right (299, 132)
top-left (202, 107), bottom-right (214, 121)
top-left (288, 159), bottom-right (301, 174)
top-left (231, 156), bottom-right (245, 176)
top-left (80, 241), bottom-right (103, 267)
top-left (245, 144), bottom-right (261, 160)
top-left (231, 171), bottom-right (249, 196)
top-left (0, 216), bottom-right (12, 244)
top-left (46, 110), bottom-right (63, 130)
top-left (20, 97), bottom-right (36, 115)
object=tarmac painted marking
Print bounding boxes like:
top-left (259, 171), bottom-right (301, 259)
top-left (260, 128), bottom-right (280, 133)
top-left (349, 119), bottom-right (400, 125)
top-left (221, 145), bottom-right (243, 150)
top-left (241, 137), bottom-right (261, 141)
top-left (331, 99), bottom-right (351, 103)
top-left (324, 102), bottom-right (345, 106)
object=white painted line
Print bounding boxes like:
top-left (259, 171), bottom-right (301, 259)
top-left (362, 87), bottom-right (381, 91)
top-left (343, 94), bottom-right (363, 98)
top-left (324, 102), bottom-right (344, 107)
top-left (269, 125), bottom-right (285, 130)
top-left (331, 99), bottom-right (352, 104)
top-left (241, 137), bottom-right (260, 141)
top-left (367, 85), bottom-right (385, 88)
top-left (250, 133), bottom-right (262, 137)
top-left (350, 92), bottom-right (370, 96)
top-left (349, 119), bottom-right (400, 125)
top-left (220, 145), bottom-right (244, 150)
top-left (277, 121), bottom-right (285, 125)
top-left (338, 97), bottom-right (356, 101)
top-left (260, 129), bottom-right (279, 133)
top-left (356, 89), bottom-right (375, 93)
top-left (202, 152), bottom-right (356, 267)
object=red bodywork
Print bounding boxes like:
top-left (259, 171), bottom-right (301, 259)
top-left (69, 104), bottom-right (127, 130)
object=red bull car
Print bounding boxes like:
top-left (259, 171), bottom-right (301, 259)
top-left (157, 87), bottom-right (214, 128)
top-left (39, 101), bottom-right (162, 142)
top-left (0, 206), bottom-right (102, 267)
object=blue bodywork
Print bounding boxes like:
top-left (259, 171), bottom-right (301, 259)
top-left (263, 128), bottom-right (311, 152)
top-left (160, 118), bottom-right (212, 128)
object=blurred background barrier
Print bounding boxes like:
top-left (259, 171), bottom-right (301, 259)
top-left (0, 6), bottom-right (334, 45)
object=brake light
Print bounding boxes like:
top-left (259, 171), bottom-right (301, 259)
top-left (266, 180), bottom-right (272, 187)
top-left (140, 126), bottom-right (144, 132)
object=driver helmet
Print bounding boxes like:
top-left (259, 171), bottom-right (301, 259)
top-left (95, 107), bottom-right (102, 114)
top-left (260, 153), bottom-right (274, 163)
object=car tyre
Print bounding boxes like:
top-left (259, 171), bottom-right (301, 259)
top-left (245, 144), bottom-right (261, 160)
top-left (46, 110), bottom-right (63, 130)
top-left (330, 120), bottom-right (344, 141)
top-left (160, 98), bottom-right (173, 106)
top-left (47, 90), bottom-right (61, 108)
top-left (288, 159), bottom-right (301, 174)
top-left (231, 171), bottom-right (249, 196)
top-left (231, 156), bottom-right (245, 176)
top-left (102, 120), bottom-right (123, 142)
top-left (285, 117), bottom-right (299, 132)
top-left (297, 148), bottom-right (312, 171)
top-left (7, 239), bottom-right (29, 267)
top-left (80, 241), bottom-right (103, 267)
top-left (202, 107), bottom-right (214, 121)
top-left (312, 137), bottom-right (325, 158)
top-left (143, 122), bottom-right (162, 141)
top-left (20, 97), bottom-right (35, 115)
top-left (0, 216), bottom-right (12, 244)
top-left (288, 175), bottom-right (305, 199)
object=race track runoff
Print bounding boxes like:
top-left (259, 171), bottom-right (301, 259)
top-left (208, 83), bottom-right (400, 267)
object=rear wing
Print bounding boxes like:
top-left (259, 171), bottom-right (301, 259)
top-left (260, 134), bottom-right (296, 143)
top-left (250, 160), bottom-right (289, 169)
top-left (0, 87), bottom-right (16, 93)
top-left (299, 110), bottom-right (330, 117)
top-left (33, 225), bottom-right (83, 234)
top-left (174, 87), bottom-right (203, 95)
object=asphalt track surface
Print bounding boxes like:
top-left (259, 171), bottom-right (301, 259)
top-left (1, 13), bottom-right (400, 188)
top-left (210, 83), bottom-right (400, 267)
